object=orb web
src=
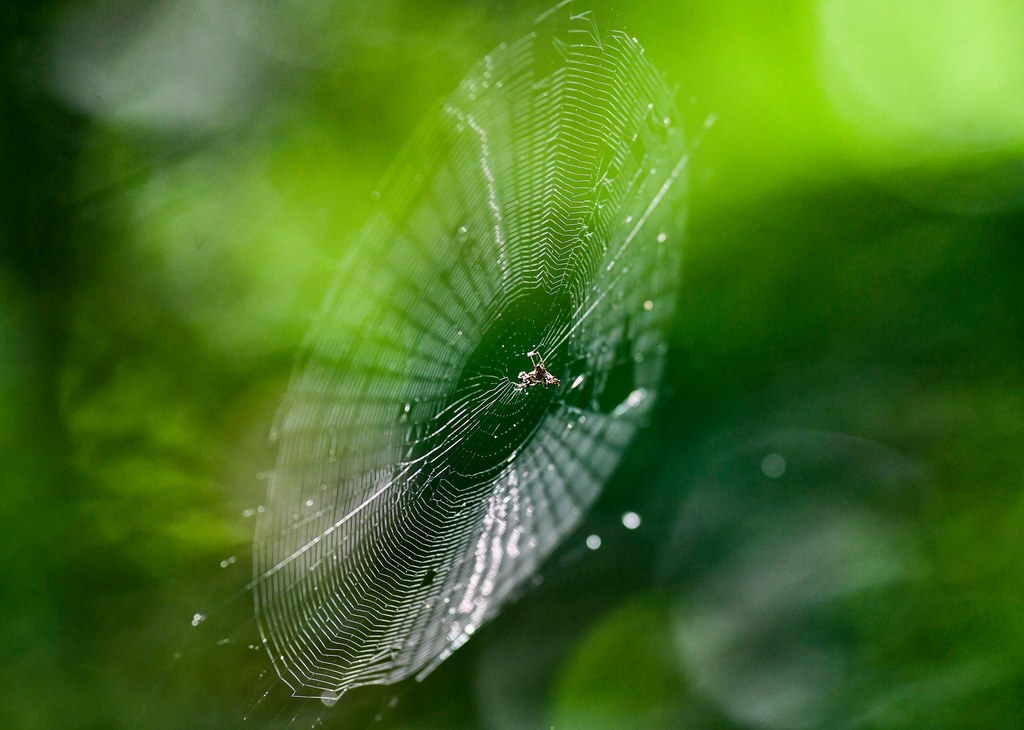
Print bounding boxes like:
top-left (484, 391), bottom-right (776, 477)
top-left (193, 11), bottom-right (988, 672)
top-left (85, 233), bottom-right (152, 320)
top-left (254, 5), bottom-right (689, 698)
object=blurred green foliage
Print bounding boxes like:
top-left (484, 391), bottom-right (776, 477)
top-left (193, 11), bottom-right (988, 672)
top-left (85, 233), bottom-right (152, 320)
top-left (2, 0), bottom-right (1023, 728)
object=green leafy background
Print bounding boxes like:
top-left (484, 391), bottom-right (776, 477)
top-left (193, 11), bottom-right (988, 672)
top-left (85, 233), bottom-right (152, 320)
top-left (3, 0), bottom-right (1023, 727)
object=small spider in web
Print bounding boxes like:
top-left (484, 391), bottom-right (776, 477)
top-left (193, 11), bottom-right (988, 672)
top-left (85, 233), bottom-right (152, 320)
top-left (514, 350), bottom-right (561, 392)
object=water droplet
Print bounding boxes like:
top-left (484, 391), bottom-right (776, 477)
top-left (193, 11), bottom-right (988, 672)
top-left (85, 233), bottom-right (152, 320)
top-left (761, 453), bottom-right (786, 479)
top-left (571, 374), bottom-right (585, 389)
top-left (586, 534), bottom-right (602, 550)
top-left (621, 511), bottom-right (642, 530)
top-left (370, 190), bottom-right (381, 202)
top-left (219, 556), bottom-right (237, 568)
top-left (191, 613), bottom-right (206, 627)
top-left (612, 388), bottom-right (648, 417)
top-left (241, 508), bottom-right (256, 518)
top-left (643, 300), bottom-right (654, 311)
top-left (656, 232), bottom-right (667, 243)
top-left (321, 689), bottom-right (341, 707)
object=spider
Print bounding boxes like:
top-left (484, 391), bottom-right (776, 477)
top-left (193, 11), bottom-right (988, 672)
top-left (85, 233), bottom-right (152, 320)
top-left (514, 350), bottom-right (561, 392)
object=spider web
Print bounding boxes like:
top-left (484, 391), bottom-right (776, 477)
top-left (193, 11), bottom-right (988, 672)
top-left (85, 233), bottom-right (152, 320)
top-left (253, 3), bottom-right (689, 699)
